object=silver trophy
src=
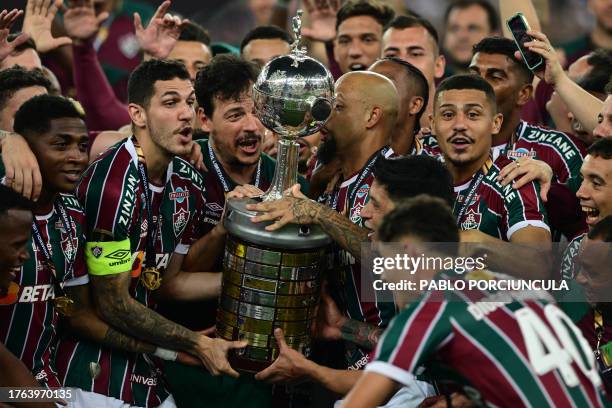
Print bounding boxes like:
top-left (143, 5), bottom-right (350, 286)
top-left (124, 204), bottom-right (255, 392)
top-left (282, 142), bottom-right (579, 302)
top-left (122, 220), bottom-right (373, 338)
top-left (217, 10), bottom-right (335, 372)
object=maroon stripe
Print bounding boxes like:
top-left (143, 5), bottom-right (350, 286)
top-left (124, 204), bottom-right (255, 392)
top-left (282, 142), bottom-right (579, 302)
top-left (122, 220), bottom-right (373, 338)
top-left (95, 149), bottom-right (133, 232)
top-left (93, 349), bottom-right (111, 395)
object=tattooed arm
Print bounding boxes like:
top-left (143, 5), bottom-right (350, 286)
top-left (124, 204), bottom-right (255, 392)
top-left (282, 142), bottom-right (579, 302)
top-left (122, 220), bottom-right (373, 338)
top-left (90, 271), bottom-right (247, 376)
top-left (247, 185), bottom-right (370, 262)
top-left (63, 284), bottom-right (156, 354)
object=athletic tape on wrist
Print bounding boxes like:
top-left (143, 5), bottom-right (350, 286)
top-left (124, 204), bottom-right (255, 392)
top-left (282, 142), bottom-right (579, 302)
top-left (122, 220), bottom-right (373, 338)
top-left (153, 347), bottom-right (178, 361)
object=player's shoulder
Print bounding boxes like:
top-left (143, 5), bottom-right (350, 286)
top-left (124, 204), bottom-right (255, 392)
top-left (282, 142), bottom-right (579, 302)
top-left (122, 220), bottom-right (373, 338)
top-left (172, 155), bottom-right (205, 191)
top-left (519, 121), bottom-right (585, 151)
top-left (59, 193), bottom-right (84, 213)
top-left (85, 138), bottom-right (136, 179)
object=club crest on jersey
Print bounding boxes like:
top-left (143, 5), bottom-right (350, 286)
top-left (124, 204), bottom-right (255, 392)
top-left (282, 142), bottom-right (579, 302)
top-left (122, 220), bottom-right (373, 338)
top-left (356, 184), bottom-right (369, 199)
top-left (350, 203), bottom-right (364, 224)
top-left (506, 147), bottom-right (536, 160)
top-left (54, 219), bottom-right (77, 233)
top-left (169, 187), bottom-right (190, 204)
top-left (61, 235), bottom-right (78, 262)
top-left (461, 208), bottom-right (481, 230)
top-left (456, 193), bottom-right (480, 207)
top-left (173, 208), bottom-right (189, 237)
top-left (91, 245), bottom-right (103, 258)
top-left (140, 219), bottom-right (148, 238)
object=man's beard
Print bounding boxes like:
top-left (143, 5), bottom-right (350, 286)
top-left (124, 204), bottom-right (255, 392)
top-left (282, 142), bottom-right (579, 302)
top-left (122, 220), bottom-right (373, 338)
top-left (317, 137), bottom-right (338, 165)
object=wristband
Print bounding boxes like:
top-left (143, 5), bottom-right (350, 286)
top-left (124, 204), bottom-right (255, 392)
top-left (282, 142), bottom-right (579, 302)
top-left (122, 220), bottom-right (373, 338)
top-left (153, 347), bottom-right (178, 361)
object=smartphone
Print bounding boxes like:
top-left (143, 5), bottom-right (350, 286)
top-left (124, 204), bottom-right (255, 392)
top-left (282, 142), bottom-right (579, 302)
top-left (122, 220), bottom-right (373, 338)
top-left (506, 13), bottom-right (544, 71)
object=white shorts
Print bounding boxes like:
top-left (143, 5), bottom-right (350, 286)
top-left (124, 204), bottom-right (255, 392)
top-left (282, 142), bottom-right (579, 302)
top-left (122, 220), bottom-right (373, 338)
top-left (334, 380), bottom-right (435, 408)
top-left (64, 389), bottom-right (176, 408)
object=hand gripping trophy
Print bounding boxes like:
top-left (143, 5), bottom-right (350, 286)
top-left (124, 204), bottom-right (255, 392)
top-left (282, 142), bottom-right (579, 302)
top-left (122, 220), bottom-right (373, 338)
top-left (216, 10), bottom-right (335, 372)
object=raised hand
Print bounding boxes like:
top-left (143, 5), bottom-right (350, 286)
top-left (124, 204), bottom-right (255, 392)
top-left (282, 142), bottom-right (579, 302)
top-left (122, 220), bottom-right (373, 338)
top-left (302, 0), bottom-right (340, 42)
top-left (134, 0), bottom-right (189, 59)
top-left (0, 9), bottom-right (29, 62)
top-left (63, 0), bottom-right (110, 41)
top-left (520, 30), bottom-right (564, 87)
top-left (23, 0), bottom-right (72, 52)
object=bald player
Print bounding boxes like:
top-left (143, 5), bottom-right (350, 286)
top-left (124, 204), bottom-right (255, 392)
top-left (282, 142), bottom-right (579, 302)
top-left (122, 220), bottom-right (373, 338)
top-left (249, 71), bottom-right (400, 370)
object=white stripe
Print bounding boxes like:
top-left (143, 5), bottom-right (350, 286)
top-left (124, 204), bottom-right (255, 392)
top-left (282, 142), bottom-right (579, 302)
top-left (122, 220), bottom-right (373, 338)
top-left (451, 318), bottom-right (531, 406)
top-left (506, 220), bottom-right (550, 240)
top-left (365, 361), bottom-right (418, 387)
top-left (485, 305), bottom-right (555, 407)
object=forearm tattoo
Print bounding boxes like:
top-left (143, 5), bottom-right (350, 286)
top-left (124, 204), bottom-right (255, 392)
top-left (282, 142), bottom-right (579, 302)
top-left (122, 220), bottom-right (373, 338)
top-left (340, 319), bottom-right (382, 351)
top-left (317, 205), bottom-right (370, 262)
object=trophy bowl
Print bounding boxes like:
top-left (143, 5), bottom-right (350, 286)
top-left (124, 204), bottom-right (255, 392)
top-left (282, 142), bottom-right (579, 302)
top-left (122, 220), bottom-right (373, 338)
top-left (253, 54), bottom-right (334, 139)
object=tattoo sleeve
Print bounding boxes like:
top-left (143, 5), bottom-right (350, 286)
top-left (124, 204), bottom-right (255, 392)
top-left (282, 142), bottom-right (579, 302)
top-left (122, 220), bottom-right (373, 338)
top-left (90, 272), bottom-right (199, 352)
top-left (339, 319), bottom-right (382, 351)
top-left (315, 205), bottom-right (370, 262)
top-left (64, 284), bottom-right (156, 354)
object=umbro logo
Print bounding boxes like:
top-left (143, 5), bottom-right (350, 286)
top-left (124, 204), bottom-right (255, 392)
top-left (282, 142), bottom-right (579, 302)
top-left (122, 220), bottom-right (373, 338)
top-left (206, 202), bottom-right (224, 212)
top-left (105, 249), bottom-right (131, 260)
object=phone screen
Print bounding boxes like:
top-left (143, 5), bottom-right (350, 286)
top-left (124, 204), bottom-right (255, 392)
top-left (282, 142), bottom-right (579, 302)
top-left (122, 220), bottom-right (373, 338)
top-left (507, 15), bottom-right (543, 69)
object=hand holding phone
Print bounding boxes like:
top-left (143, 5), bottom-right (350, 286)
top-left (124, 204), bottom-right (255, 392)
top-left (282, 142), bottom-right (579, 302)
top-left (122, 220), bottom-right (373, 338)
top-left (506, 13), bottom-right (544, 71)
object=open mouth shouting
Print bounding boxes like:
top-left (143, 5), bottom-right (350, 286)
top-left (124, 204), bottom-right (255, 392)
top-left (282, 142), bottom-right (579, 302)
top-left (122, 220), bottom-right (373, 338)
top-left (349, 63), bottom-right (367, 71)
top-left (236, 134), bottom-right (261, 155)
top-left (177, 126), bottom-right (193, 143)
top-left (448, 134), bottom-right (473, 153)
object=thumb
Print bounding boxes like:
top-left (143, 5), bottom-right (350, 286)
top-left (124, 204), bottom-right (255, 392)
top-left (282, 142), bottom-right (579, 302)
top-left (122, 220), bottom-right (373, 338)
top-left (540, 181), bottom-right (550, 203)
top-left (53, 36), bottom-right (73, 47)
top-left (97, 11), bottom-right (109, 24)
top-left (231, 340), bottom-right (248, 350)
top-left (133, 12), bottom-right (143, 31)
top-left (273, 328), bottom-right (288, 350)
top-left (290, 183), bottom-right (303, 197)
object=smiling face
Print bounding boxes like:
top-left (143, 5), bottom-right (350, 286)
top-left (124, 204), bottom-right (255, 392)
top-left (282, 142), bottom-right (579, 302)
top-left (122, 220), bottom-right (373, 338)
top-left (0, 209), bottom-right (32, 292)
top-left (27, 117), bottom-right (89, 194)
top-left (577, 154), bottom-right (612, 228)
top-left (335, 15), bottom-right (384, 73)
top-left (200, 86), bottom-right (265, 167)
top-left (138, 78), bottom-right (196, 157)
top-left (433, 88), bottom-right (501, 170)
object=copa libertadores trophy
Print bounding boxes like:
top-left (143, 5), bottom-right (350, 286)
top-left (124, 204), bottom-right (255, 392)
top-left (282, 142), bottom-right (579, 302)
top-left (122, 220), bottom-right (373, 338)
top-left (216, 10), bottom-right (335, 372)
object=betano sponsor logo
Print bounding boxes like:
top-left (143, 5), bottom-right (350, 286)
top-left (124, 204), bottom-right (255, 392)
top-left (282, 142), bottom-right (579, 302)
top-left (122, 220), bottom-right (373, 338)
top-left (0, 283), bottom-right (55, 305)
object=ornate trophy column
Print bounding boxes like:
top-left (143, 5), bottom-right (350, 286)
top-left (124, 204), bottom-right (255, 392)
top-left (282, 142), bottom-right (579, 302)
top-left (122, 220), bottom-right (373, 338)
top-left (216, 11), bottom-right (335, 372)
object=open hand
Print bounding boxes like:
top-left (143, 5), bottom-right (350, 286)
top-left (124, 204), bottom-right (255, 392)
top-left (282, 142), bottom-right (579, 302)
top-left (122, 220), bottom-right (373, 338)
top-left (0, 9), bottom-right (29, 62)
top-left (63, 0), bottom-right (109, 41)
top-left (23, 0), bottom-right (72, 52)
top-left (135, 0), bottom-right (189, 59)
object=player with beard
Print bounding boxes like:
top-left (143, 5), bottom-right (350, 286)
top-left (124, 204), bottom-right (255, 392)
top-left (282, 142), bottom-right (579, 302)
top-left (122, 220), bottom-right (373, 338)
top-left (249, 71), bottom-right (399, 370)
top-left (341, 196), bottom-right (608, 408)
top-left (0, 184), bottom-right (52, 404)
top-left (53, 60), bottom-right (245, 408)
top-left (560, 138), bottom-right (612, 280)
top-left (432, 74), bottom-right (552, 279)
top-left (309, 56), bottom-right (433, 200)
top-left (159, 54), bottom-right (307, 408)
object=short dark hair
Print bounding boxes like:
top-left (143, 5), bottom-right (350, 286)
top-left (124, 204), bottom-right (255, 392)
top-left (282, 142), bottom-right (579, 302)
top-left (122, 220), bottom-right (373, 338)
top-left (587, 137), bottom-right (612, 159)
top-left (473, 36), bottom-right (534, 83)
top-left (376, 57), bottom-right (429, 130)
top-left (377, 194), bottom-right (459, 243)
top-left (576, 49), bottom-right (612, 95)
top-left (240, 25), bottom-right (292, 53)
top-left (374, 155), bottom-right (453, 206)
top-left (0, 184), bottom-right (33, 219)
top-left (0, 66), bottom-right (51, 112)
top-left (385, 15), bottom-right (440, 54)
top-left (444, 0), bottom-right (500, 32)
top-left (127, 59), bottom-right (191, 107)
top-left (588, 215), bottom-right (612, 242)
top-left (195, 54), bottom-right (259, 117)
top-left (435, 73), bottom-right (497, 112)
top-left (14, 94), bottom-right (85, 138)
top-left (336, 0), bottom-right (395, 31)
top-left (178, 22), bottom-right (211, 46)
